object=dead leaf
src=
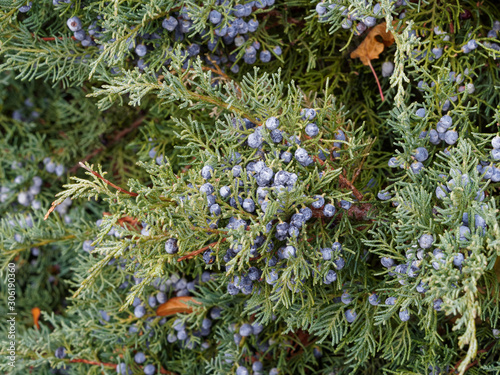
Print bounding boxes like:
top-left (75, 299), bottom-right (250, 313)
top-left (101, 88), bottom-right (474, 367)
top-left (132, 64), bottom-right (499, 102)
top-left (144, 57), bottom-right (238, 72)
top-left (156, 296), bottom-right (201, 316)
top-left (32, 307), bottom-right (41, 329)
top-left (494, 256), bottom-right (500, 283)
top-left (350, 22), bottom-right (395, 65)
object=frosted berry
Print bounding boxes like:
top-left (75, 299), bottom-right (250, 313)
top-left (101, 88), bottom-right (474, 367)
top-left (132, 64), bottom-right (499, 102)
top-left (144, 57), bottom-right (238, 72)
top-left (491, 149), bottom-right (500, 160)
top-left (334, 257), bottom-right (345, 270)
top-left (444, 130), bottom-right (458, 145)
top-left (19, 2), bottom-right (32, 12)
top-left (377, 191), bottom-right (391, 201)
top-left (220, 186), bottom-right (231, 198)
top-left (433, 299), bottom-right (443, 311)
top-left (418, 234), bottom-right (434, 249)
top-left (325, 269), bottom-right (337, 283)
top-left (162, 16), bottom-right (178, 31)
top-left (134, 305), bottom-right (146, 318)
top-left (440, 115), bottom-right (453, 128)
top-left (165, 238), bottom-right (178, 254)
top-left (492, 135), bottom-right (500, 149)
top-left (283, 245), bottom-right (296, 259)
top-left (341, 291), bottom-right (352, 304)
top-left (381, 61), bottom-right (394, 77)
top-left (236, 367), bottom-right (249, 375)
top-left (55, 347), bottom-right (66, 359)
top-left (144, 364), bottom-right (156, 375)
top-left (281, 151), bottom-right (292, 163)
top-left (345, 309), bottom-right (357, 323)
top-left (67, 17), bottom-right (82, 32)
top-left (323, 203), bottom-right (336, 217)
top-left (416, 108), bottom-right (426, 117)
top-left (201, 165), bottom-right (214, 179)
top-left (305, 123), bottom-right (319, 137)
top-left (311, 195), bottom-right (325, 209)
top-left (368, 294), bottom-right (379, 306)
top-left (135, 44), bottom-right (147, 57)
top-left (242, 198), bottom-right (255, 212)
top-left (399, 309), bottom-right (410, 322)
top-left (413, 147), bottom-right (428, 162)
top-left (116, 363), bottom-right (132, 374)
top-left (381, 257), bottom-right (394, 268)
top-left (134, 352), bottom-right (146, 364)
top-left (385, 297), bottom-right (396, 305)
top-left (266, 116), bottom-right (279, 130)
top-left (252, 362), bottom-right (263, 372)
top-left (239, 323), bottom-right (253, 336)
top-left (209, 10), bottom-right (222, 24)
top-left (321, 248), bottom-right (332, 260)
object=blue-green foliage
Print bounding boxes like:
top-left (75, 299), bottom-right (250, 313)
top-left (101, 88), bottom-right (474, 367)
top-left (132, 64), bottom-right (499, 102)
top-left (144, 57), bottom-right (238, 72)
top-left (1, 1), bottom-right (500, 375)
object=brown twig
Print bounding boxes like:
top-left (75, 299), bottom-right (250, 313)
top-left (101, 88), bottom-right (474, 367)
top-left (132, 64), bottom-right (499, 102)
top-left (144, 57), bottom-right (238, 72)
top-left (367, 60), bottom-right (385, 102)
top-left (351, 139), bottom-right (375, 184)
top-left (32, 33), bottom-right (77, 41)
top-left (313, 155), bottom-right (364, 200)
top-left (69, 359), bottom-right (117, 368)
top-left (79, 162), bottom-right (138, 197)
top-left (339, 173), bottom-right (363, 201)
top-left (69, 114), bottom-right (147, 174)
top-left (450, 342), bottom-right (495, 374)
top-left (177, 238), bottom-right (227, 262)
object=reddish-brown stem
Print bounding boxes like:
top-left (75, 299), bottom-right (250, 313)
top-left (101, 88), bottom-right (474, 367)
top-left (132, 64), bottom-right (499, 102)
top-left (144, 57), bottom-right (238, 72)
top-left (177, 238), bottom-right (227, 262)
top-left (339, 174), bottom-right (363, 201)
top-left (367, 60), bottom-right (385, 102)
top-left (451, 342), bottom-right (495, 374)
top-left (313, 156), bottom-right (364, 200)
top-left (69, 114), bottom-right (146, 174)
top-left (79, 162), bottom-right (138, 197)
top-left (69, 359), bottom-right (116, 368)
top-left (32, 33), bottom-right (77, 41)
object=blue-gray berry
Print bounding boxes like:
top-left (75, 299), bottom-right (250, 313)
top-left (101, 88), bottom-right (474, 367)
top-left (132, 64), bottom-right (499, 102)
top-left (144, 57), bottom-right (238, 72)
top-left (144, 364), bottom-right (156, 375)
top-left (369, 294), bottom-right (379, 306)
top-left (134, 305), bottom-right (146, 318)
top-left (135, 44), bottom-right (147, 57)
top-left (444, 130), bottom-right (458, 145)
top-left (134, 352), bottom-right (146, 364)
top-left (399, 309), bottom-right (410, 322)
top-left (418, 234), bottom-right (434, 249)
top-left (323, 203), bottom-right (336, 217)
top-left (311, 195), bottom-right (325, 209)
top-left (345, 309), bottom-right (357, 323)
top-left (162, 16), bottom-right (178, 31)
top-left (305, 123), bottom-right (319, 137)
top-left (492, 135), bottom-right (500, 149)
top-left (67, 17), bottom-right (82, 32)
top-left (165, 238), bottom-right (178, 254)
top-left (201, 165), bottom-right (214, 179)
top-left (239, 323), bottom-right (253, 336)
top-left (209, 10), bottom-right (222, 24)
top-left (55, 346), bottom-right (66, 359)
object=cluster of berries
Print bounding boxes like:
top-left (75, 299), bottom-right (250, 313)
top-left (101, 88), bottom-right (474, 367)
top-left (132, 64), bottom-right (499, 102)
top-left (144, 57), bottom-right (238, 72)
top-left (43, 157), bottom-right (66, 177)
top-left (66, 16), bottom-right (96, 48)
top-left (11, 98), bottom-right (40, 123)
top-left (476, 136), bottom-right (500, 182)
top-left (62, 1), bottom-right (281, 75)
top-left (1, 174), bottom-right (43, 210)
top-left (315, 1), bottom-right (407, 35)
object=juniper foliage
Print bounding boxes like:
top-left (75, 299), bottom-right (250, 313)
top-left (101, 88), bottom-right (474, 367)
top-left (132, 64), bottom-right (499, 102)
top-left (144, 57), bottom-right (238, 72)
top-left (1, 1), bottom-right (500, 374)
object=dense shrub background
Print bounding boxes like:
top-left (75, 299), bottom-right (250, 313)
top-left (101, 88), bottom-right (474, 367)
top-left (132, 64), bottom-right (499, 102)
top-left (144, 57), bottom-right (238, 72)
top-left (1, 1), bottom-right (500, 374)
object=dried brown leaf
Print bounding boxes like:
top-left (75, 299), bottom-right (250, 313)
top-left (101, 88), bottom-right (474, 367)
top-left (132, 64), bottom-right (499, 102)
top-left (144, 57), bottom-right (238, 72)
top-left (350, 22), bottom-right (395, 65)
top-left (156, 296), bottom-right (201, 316)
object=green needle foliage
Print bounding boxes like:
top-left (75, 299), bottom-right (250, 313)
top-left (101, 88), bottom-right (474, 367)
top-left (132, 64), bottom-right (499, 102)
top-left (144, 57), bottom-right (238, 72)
top-left (1, 0), bottom-right (500, 374)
